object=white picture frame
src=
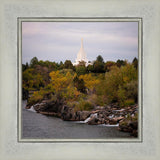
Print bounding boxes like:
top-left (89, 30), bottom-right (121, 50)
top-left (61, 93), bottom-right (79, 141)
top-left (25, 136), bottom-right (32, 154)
top-left (0, 0), bottom-right (160, 159)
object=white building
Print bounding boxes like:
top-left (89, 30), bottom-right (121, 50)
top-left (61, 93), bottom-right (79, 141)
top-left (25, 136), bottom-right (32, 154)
top-left (73, 38), bottom-right (90, 66)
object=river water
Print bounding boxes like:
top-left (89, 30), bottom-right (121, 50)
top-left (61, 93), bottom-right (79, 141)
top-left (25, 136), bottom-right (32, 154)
top-left (22, 101), bottom-right (130, 139)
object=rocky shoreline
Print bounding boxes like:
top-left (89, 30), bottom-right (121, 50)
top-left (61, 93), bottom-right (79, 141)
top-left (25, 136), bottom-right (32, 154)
top-left (26, 98), bottom-right (138, 137)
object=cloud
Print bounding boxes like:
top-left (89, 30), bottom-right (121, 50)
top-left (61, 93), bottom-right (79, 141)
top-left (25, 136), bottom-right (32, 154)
top-left (22, 22), bottom-right (138, 64)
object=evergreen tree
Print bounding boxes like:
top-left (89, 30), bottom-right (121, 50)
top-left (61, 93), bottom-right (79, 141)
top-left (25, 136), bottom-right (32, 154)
top-left (132, 57), bottom-right (138, 69)
top-left (64, 60), bottom-right (74, 69)
top-left (30, 57), bottom-right (38, 68)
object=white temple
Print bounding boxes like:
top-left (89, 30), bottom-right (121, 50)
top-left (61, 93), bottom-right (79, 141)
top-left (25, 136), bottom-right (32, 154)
top-left (73, 38), bottom-right (89, 66)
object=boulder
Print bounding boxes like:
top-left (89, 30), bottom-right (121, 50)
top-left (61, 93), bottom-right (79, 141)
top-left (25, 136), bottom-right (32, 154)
top-left (129, 121), bottom-right (138, 129)
top-left (79, 111), bottom-right (91, 121)
top-left (61, 105), bottom-right (73, 121)
top-left (131, 130), bottom-right (138, 137)
top-left (88, 117), bottom-right (99, 125)
top-left (31, 99), bottom-right (63, 113)
top-left (109, 117), bottom-right (124, 125)
top-left (118, 118), bottom-right (138, 137)
top-left (113, 116), bottom-right (124, 122)
top-left (109, 119), bottom-right (117, 125)
top-left (91, 110), bottom-right (100, 114)
top-left (95, 106), bottom-right (105, 110)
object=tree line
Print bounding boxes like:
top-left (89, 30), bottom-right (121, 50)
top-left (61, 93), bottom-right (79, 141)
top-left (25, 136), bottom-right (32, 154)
top-left (23, 55), bottom-right (138, 110)
top-left (23, 55), bottom-right (138, 74)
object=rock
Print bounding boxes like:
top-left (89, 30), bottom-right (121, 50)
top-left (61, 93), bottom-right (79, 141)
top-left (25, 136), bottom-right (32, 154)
top-left (109, 116), bottom-right (124, 125)
top-left (39, 111), bottom-right (61, 117)
top-left (131, 130), bottom-right (138, 137)
top-left (129, 121), bottom-right (138, 129)
top-left (91, 110), bottom-right (100, 114)
top-left (22, 88), bottom-right (28, 100)
top-left (101, 118), bottom-right (105, 124)
top-left (109, 119), bottom-right (117, 125)
top-left (79, 111), bottom-right (91, 121)
top-left (95, 106), bottom-right (105, 110)
top-left (33, 103), bottom-right (47, 112)
top-left (88, 117), bottom-right (99, 125)
top-left (25, 105), bottom-right (31, 109)
top-left (113, 116), bottom-right (124, 122)
top-left (33, 99), bottom-right (63, 114)
top-left (61, 105), bottom-right (73, 121)
top-left (98, 113), bottom-right (104, 119)
top-left (118, 117), bottom-right (138, 137)
top-left (104, 120), bottom-right (109, 124)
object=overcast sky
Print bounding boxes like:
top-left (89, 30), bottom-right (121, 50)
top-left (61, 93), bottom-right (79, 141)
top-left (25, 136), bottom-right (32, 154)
top-left (22, 22), bottom-right (138, 64)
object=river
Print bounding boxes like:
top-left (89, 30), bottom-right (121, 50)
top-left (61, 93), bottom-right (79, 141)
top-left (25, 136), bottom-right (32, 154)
top-left (22, 101), bottom-right (130, 139)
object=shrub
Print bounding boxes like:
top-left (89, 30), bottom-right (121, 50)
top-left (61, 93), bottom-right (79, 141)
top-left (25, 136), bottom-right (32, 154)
top-left (105, 63), bottom-right (137, 104)
top-left (28, 89), bottom-right (51, 106)
top-left (76, 65), bottom-right (87, 76)
top-left (87, 94), bottom-right (108, 107)
top-left (74, 99), bottom-right (94, 111)
top-left (124, 99), bottom-right (135, 107)
top-left (67, 101), bottom-right (78, 108)
top-left (62, 85), bottom-right (81, 101)
top-left (124, 80), bottom-right (138, 103)
top-left (117, 86), bottom-right (126, 107)
top-left (59, 69), bottom-right (74, 75)
top-left (126, 113), bottom-right (138, 121)
top-left (28, 91), bottom-right (43, 105)
top-left (83, 101), bottom-right (94, 110)
top-left (132, 113), bottom-right (138, 121)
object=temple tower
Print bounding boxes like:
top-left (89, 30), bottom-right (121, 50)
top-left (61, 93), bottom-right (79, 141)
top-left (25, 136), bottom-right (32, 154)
top-left (73, 38), bottom-right (88, 66)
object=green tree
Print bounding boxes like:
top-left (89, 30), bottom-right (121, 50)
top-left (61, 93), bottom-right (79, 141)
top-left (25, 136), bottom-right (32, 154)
top-left (96, 55), bottom-right (104, 63)
top-left (22, 64), bottom-right (26, 72)
top-left (59, 61), bottom-right (64, 69)
top-left (132, 57), bottom-right (138, 69)
top-left (124, 80), bottom-right (138, 103)
top-left (73, 76), bottom-right (86, 93)
top-left (87, 64), bottom-right (94, 72)
top-left (22, 62), bottom-right (29, 72)
top-left (93, 61), bottom-right (105, 73)
top-left (76, 65), bottom-right (87, 76)
top-left (92, 55), bottom-right (105, 73)
top-left (64, 60), bottom-right (74, 69)
top-left (105, 63), bottom-right (137, 105)
top-left (116, 59), bottom-right (126, 68)
top-left (30, 57), bottom-right (38, 68)
top-left (104, 61), bottom-right (116, 72)
top-left (117, 85), bottom-right (126, 107)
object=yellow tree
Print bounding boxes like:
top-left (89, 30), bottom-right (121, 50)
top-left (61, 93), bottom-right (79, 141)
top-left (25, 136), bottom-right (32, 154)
top-left (49, 71), bottom-right (80, 100)
top-left (79, 73), bottom-right (100, 92)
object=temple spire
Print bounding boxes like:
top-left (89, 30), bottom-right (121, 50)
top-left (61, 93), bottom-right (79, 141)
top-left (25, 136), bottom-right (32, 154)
top-left (73, 38), bottom-right (88, 66)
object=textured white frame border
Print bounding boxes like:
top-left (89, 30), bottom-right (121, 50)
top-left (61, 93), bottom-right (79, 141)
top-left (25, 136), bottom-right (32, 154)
top-left (0, 0), bottom-right (160, 159)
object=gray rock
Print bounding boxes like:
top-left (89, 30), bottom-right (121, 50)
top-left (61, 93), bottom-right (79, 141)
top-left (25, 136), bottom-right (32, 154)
top-left (88, 117), bottom-right (99, 125)
top-left (79, 111), bottom-right (91, 121)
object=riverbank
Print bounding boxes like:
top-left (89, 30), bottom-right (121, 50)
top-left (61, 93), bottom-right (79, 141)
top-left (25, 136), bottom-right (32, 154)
top-left (26, 99), bottom-right (138, 137)
top-left (23, 101), bottom-right (131, 139)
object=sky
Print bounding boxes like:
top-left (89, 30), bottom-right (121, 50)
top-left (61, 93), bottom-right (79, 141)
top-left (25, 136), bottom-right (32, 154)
top-left (22, 22), bottom-right (138, 64)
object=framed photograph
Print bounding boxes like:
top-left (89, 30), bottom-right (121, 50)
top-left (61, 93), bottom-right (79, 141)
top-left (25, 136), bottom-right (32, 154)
top-left (18, 18), bottom-right (141, 143)
top-left (0, 0), bottom-right (160, 160)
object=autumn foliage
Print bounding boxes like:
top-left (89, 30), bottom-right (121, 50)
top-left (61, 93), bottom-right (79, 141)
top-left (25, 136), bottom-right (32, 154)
top-left (23, 56), bottom-right (138, 110)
